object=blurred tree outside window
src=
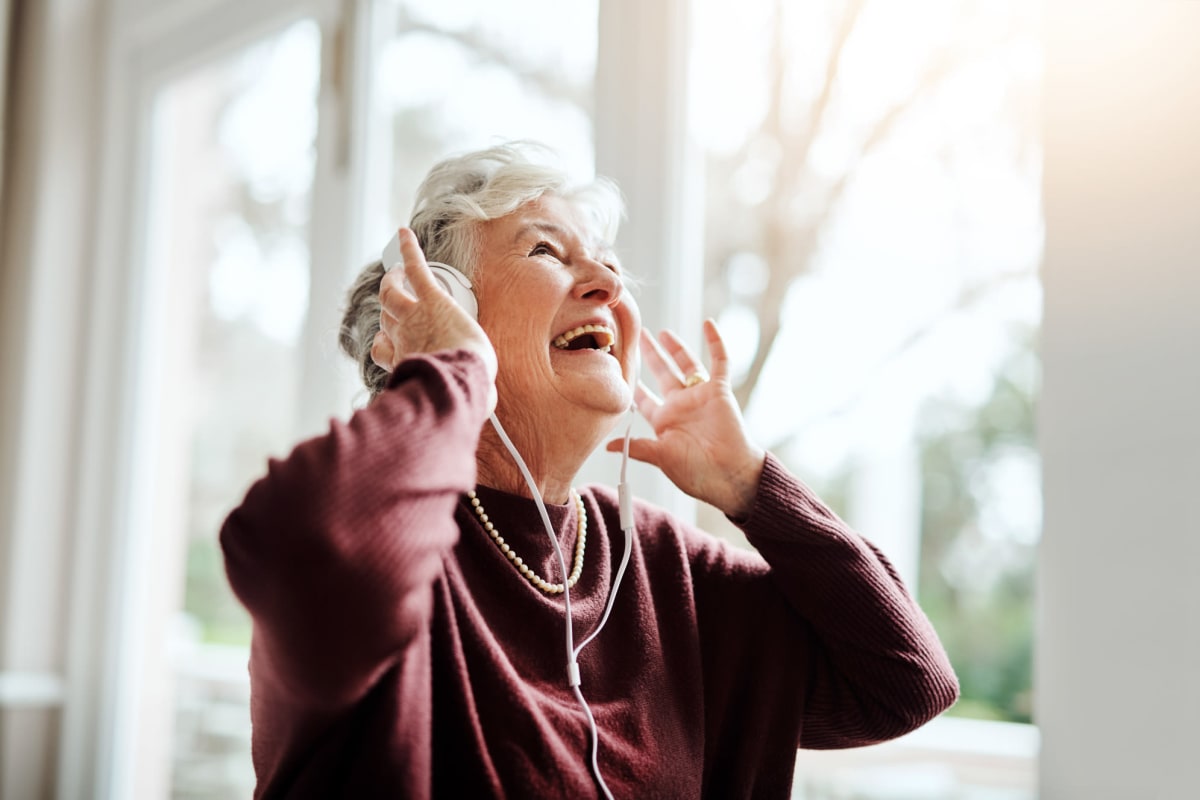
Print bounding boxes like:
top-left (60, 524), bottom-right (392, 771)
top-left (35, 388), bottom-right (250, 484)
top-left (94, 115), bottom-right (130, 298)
top-left (370, 0), bottom-right (600, 256)
top-left (691, 0), bottom-right (1042, 726)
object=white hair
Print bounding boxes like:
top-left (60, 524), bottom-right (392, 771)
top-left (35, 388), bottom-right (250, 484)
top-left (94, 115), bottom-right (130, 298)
top-left (338, 142), bottom-right (625, 398)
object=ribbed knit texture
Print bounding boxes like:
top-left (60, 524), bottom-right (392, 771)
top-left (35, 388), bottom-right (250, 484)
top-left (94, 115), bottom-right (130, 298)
top-left (221, 350), bottom-right (958, 799)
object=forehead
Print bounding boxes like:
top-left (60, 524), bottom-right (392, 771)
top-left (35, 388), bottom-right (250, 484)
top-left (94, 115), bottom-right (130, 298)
top-left (487, 196), bottom-right (614, 256)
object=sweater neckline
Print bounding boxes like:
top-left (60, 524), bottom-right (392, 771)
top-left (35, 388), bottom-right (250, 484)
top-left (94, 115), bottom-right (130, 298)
top-left (467, 484), bottom-right (579, 543)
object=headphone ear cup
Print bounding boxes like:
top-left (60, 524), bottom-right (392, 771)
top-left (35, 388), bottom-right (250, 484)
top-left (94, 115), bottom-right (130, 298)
top-left (381, 234), bottom-right (479, 320)
top-left (424, 262), bottom-right (479, 320)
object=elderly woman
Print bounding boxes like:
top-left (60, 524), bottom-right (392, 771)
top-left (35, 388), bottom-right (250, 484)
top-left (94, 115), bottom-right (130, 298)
top-left (221, 143), bottom-right (958, 799)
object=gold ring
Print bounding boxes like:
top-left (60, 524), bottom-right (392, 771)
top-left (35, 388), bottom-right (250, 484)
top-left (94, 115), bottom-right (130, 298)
top-left (683, 372), bottom-right (708, 388)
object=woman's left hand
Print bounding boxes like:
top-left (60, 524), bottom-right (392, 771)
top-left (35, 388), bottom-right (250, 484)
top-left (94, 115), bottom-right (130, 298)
top-left (606, 319), bottom-right (766, 519)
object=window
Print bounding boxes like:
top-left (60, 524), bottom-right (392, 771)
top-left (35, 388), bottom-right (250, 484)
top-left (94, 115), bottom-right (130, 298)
top-left (689, 0), bottom-right (1042, 794)
top-left (139, 19), bottom-right (323, 798)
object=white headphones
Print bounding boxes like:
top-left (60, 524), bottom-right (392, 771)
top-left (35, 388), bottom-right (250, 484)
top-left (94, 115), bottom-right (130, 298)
top-left (381, 232), bottom-right (479, 320)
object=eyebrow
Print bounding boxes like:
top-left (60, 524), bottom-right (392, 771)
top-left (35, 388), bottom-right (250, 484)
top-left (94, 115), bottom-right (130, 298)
top-left (512, 222), bottom-right (570, 244)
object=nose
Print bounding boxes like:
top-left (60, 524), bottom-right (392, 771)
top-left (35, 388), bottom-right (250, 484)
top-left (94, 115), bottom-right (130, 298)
top-left (573, 258), bottom-right (623, 306)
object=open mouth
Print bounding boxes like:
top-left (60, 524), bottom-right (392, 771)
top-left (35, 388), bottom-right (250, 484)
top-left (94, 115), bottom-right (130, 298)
top-left (552, 324), bottom-right (616, 355)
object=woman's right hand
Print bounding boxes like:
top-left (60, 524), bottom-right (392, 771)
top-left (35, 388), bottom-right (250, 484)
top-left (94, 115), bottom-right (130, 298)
top-left (371, 228), bottom-right (498, 413)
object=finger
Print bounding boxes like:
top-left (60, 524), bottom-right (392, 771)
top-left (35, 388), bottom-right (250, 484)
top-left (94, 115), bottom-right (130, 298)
top-left (604, 435), bottom-right (663, 463)
top-left (701, 318), bottom-right (730, 383)
top-left (640, 329), bottom-right (687, 389)
top-left (378, 268), bottom-right (403, 306)
top-left (657, 329), bottom-right (707, 384)
top-left (636, 380), bottom-right (662, 407)
top-left (384, 256), bottom-right (432, 316)
top-left (396, 229), bottom-right (442, 299)
top-left (603, 436), bottom-right (657, 457)
top-left (634, 381), bottom-right (662, 421)
top-left (371, 331), bottom-right (395, 371)
top-left (379, 306), bottom-right (404, 338)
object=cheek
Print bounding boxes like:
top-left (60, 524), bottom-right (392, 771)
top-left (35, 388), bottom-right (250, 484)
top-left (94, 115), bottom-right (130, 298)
top-left (478, 270), bottom-right (559, 325)
top-left (484, 315), bottom-right (550, 380)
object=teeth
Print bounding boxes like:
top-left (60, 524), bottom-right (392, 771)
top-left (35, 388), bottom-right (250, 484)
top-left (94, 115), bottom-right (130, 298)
top-left (552, 324), bottom-right (616, 350)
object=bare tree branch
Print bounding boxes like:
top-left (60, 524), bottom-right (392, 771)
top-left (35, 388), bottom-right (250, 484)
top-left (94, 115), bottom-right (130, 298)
top-left (731, 0), bottom-right (866, 407)
top-left (791, 0), bottom-right (868, 163)
top-left (733, 28), bottom-right (990, 408)
top-left (393, 11), bottom-right (592, 111)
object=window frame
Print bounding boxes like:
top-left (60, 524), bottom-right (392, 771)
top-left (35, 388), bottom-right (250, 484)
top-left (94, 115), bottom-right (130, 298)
top-left (60, 1), bottom-right (352, 797)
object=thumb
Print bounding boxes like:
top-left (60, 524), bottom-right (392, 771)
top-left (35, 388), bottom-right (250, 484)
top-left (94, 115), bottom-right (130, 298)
top-left (604, 437), bottom-right (664, 467)
top-left (396, 229), bottom-right (443, 298)
top-left (402, 252), bottom-right (442, 298)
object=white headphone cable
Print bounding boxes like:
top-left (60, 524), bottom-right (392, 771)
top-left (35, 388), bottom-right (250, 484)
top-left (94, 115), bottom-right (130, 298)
top-left (570, 407), bottom-right (637, 800)
top-left (486, 413), bottom-right (579, 682)
top-left (485, 412), bottom-right (617, 799)
top-left (575, 408), bottom-right (636, 655)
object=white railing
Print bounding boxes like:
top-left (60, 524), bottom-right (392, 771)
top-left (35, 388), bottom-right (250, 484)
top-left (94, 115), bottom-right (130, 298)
top-left (792, 716), bottom-right (1038, 800)
top-left (170, 641), bottom-right (255, 799)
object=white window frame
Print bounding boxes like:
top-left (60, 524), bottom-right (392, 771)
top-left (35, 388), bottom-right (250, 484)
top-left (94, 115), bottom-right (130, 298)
top-left (585, 0), bottom-right (704, 520)
top-left (59, 1), bottom-right (360, 797)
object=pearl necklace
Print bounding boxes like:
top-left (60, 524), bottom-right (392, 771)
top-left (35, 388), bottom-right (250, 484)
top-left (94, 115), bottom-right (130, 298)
top-left (467, 488), bottom-right (587, 594)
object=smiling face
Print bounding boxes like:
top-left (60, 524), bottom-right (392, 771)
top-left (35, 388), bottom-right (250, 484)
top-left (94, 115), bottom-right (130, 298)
top-left (470, 194), bottom-right (640, 431)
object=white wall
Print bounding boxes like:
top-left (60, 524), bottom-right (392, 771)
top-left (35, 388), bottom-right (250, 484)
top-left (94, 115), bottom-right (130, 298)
top-left (1038, 2), bottom-right (1200, 797)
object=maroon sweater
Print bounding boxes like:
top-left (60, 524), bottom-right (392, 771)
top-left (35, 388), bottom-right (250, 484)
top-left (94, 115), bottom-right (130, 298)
top-left (221, 350), bottom-right (958, 799)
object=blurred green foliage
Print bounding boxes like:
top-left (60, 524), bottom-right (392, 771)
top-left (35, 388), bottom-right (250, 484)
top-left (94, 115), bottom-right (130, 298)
top-left (184, 537), bottom-right (252, 646)
top-left (915, 331), bottom-right (1038, 723)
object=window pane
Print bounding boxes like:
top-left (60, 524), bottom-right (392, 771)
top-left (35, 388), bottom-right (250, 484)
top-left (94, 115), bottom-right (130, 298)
top-left (367, 0), bottom-right (599, 246)
top-left (689, 0), bottom-right (1042, 796)
top-left (144, 19), bottom-right (321, 799)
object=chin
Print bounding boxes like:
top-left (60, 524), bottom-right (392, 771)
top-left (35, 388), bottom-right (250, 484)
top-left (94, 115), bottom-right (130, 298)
top-left (571, 379), bottom-right (633, 419)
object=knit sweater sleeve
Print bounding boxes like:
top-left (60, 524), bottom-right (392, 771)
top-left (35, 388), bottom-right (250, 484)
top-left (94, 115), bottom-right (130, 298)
top-left (220, 350), bottom-right (490, 711)
top-left (691, 453), bottom-right (959, 758)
